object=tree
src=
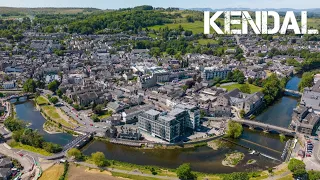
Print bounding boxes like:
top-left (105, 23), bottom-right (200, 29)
top-left (298, 72), bottom-right (314, 92)
top-left (176, 163), bottom-right (196, 180)
top-left (91, 114), bottom-right (100, 122)
top-left (308, 170), bottom-right (320, 180)
top-left (49, 97), bottom-right (59, 104)
top-left (288, 158), bottom-right (306, 178)
top-left (226, 121), bottom-right (243, 139)
top-left (239, 109), bottom-right (246, 118)
top-left (48, 80), bottom-right (59, 92)
top-left (223, 172), bottom-right (249, 180)
top-left (23, 79), bottom-right (37, 93)
top-left (4, 117), bottom-right (25, 132)
top-left (262, 74), bottom-right (283, 106)
top-left (93, 104), bottom-right (104, 115)
top-left (43, 142), bottom-right (62, 153)
top-left (239, 84), bottom-right (251, 94)
top-left (56, 89), bottom-right (63, 97)
top-left (67, 148), bottom-right (83, 160)
top-left (0, 93), bottom-right (4, 97)
top-left (91, 152), bottom-right (107, 167)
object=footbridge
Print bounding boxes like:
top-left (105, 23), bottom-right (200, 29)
top-left (232, 119), bottom-right (296, 136)
top-left (284, 89), bottom-right (302, 97)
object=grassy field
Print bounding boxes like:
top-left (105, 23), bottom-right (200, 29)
top-left (0, 7), bottom-right (101, 15)
top-left (277, 174), bottom-right (293, 180)
top-left (35, 96), bottom-right (49, 106)
top-left (42, 105), bottom-right (75, 128)
top-left (196, 39), bottom-right (218, 45)
top-left (149, 21), bottom-right (206, 34)
top-left (10, 141), bottom-right (52, 156)
top-left (39, 164), bottom-right (64, 180)
top-left (221, 83), bottom-right (262, 93)
top-left (111, 172), bottom-right (161, 180)
top-left (67, 164), bottom-right (117, 180)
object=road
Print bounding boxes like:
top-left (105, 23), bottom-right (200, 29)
top-left (40, 89), bottom-right (106, 134)
top-left (0, 142), bottom-right (39, 180)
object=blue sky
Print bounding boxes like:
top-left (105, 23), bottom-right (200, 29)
top-left (1, 0), bottom-right (319, 9)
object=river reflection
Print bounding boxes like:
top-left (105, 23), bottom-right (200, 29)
top-left (82, 140), bottom-right (280, 174)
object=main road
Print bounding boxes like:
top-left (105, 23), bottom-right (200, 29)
top-left (40, 89), bottom-right (106, 135)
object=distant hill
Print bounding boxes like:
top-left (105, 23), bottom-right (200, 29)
top-left (0, 7), bottom-right (102, 15)
top-left (188, 7), bottom-right (320, 12)
top-left (187, 8), bottom-right (320, 17)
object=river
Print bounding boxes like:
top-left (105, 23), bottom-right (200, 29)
top-left (15, 101), bottom-right (75, 146)
top-left (15, 76), bottom-right (301, 173)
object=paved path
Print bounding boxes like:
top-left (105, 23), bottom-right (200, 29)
top-left (76, 162), bottom-right (179, 180)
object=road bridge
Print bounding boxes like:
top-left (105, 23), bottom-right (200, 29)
top-left (46, 133), bottom-right (93, 160)
top-left (232, 119), bottom-right (296, 136)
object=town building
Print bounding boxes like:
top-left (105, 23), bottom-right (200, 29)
top-left (291, 105), bottom-right (320, 135)
top-left (217, 88), bottom-right (264, 116)
top-left (201, 66), bottom-right (231, 81)
top-left (138, 104), bottom-right (199, 142)
top-left (2, 81), bottom-right (15, 89)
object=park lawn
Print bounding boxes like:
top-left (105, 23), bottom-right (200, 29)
top-left (39, 164), bottom-right (64, 180)
top-left (221, 83), bottom-right (262, 93)
top-left (42, 105), bottom-right (75, 128)
top-left (35, 96), bottom-right (49, 106)
top-left (10, 141), bottom-right (52, 156)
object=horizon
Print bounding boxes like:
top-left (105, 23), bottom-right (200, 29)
top-left (1, 0), bottom-right (320, 10)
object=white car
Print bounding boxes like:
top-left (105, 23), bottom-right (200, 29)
top-left (95, 126), bottom-right (99, 128)
top-left (103, 126), bottom-right (107, 129)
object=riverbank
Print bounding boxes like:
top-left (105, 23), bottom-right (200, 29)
top-left (33, 98), bottom-right (80, 136)
top-left (9, 141), bottom-right (53, 156)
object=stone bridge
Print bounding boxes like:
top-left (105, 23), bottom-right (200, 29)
top-left (232, 119), bottom-right (296, 136)
top-left (4, 93), bottom-right (34, 102)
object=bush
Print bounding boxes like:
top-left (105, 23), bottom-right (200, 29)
top-left (49, 97), bottom-right (59, 104)
top-left (59, 161), bottom-right (69, 180)
top-left (91, 152), bottom-right (108, 167)
top-left (288, 158), bottom-right (306, 178)
top-left (67, 148), bottom-right (83, 160)
top-left (176, 163), bottom-right (196, 180)
top-left (226, 121), bottom-right (243, 139)
top-left (223, 172), bottom-right (249, 180)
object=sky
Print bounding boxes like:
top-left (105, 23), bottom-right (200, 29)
top-left (1, 0), bottom-right (319, 9)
